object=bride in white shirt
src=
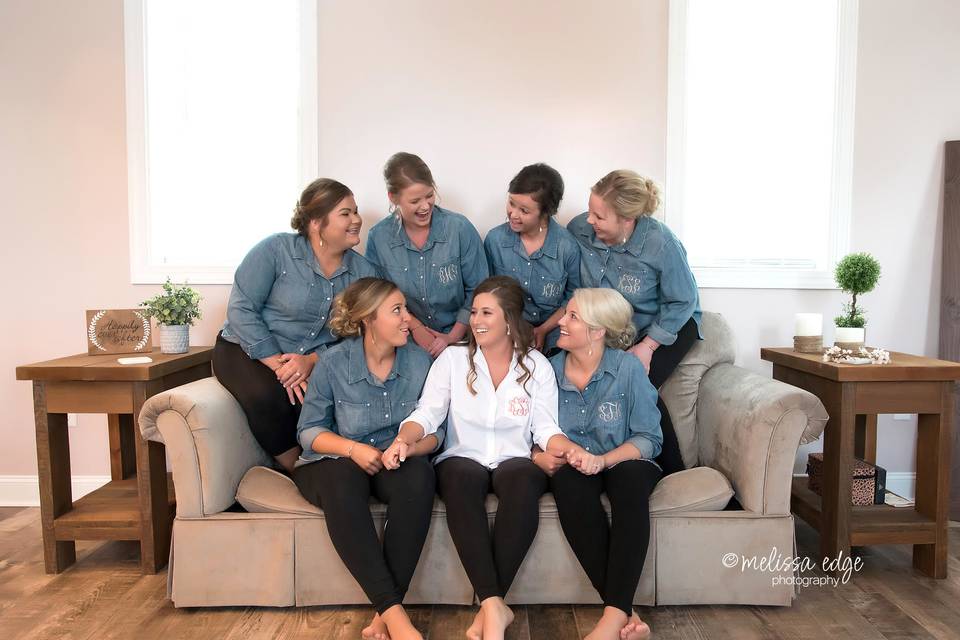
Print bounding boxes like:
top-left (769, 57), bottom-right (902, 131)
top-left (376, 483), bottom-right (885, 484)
top-left (394, 275), bottom-right (587, 640)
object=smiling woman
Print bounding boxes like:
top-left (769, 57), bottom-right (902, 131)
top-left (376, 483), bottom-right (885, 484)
top-left (213, 178), bottom-right (379, 473)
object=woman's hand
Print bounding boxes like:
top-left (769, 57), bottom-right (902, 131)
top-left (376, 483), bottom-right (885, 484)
top-left (275, 353), bottom-right (317, 388)
top-left (427, 332), bottom-right (455, 358)
top-left (628, 341), bottom-right (655, 374)
top-left (532, 325), bottom-right (547, 351)
top-left (567, 445), bottom-right (607, 476)
top-left (411, 324), bottom-right (440, 352)
top-left (350, 443), bottom-right (384, 475)
top-left (381, 436), bottom-right (411, 470)
top-left (531, 447), bottom-right (566, 476)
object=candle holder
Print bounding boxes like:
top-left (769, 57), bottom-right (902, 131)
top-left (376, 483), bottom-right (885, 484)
top-left (794, 335), bottom-right (823, 353)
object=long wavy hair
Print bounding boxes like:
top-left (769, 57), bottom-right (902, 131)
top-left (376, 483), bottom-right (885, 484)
top-left (466, 276), bottom-right (535, 396)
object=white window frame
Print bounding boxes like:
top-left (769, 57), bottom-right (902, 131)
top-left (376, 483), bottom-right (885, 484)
top-left (123, 0), bottom-right (319, 284)
top-left (664, 0), bottom-right (859, 289)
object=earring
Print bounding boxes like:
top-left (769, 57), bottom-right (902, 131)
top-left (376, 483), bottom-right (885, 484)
top-left (506, 324), bottom-right (511, 336)
top-left (319, 237), bottom-right (324, 248)
top-left (389, 203), bottom-right (398, 215)
top-left (538, 225), bottom-right (543, 234)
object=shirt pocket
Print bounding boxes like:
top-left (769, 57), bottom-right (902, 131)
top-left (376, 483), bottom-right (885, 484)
top-left (269, 268), bottom-right (312, 317)
top-left (430, 260), bottom-right (463, 289)
top-left (594, 397), bottom-right (626, 444)
top-left (391, 397), bottom-right (418, 423)
top-left (614, 268), bottom-right (651, 304)
top-left (334, 399), bottom-right (373, 439)
top-left (536, 276), bottom-right (565, 304)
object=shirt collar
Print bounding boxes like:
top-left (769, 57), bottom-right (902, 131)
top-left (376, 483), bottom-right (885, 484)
top-left (292, 235), bottom-right (355, 279)
top-left (347, 336), bottom-right (408, 386)
top-left (578, 214), bottom-right (650, 257)
top-left (556, 347), bottom-right (621, 391)
top-left (502, 218), bottom-right (560, 260)
top-left (387, 206), bottom-right (449, 250)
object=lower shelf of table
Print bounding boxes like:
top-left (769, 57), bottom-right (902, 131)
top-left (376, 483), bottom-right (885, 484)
top-left (791, 477), bottom-right (937, 545)
top-left (53, 474), bottom-right (176, 541)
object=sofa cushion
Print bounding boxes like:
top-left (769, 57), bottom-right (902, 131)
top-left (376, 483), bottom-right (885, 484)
top-left (238, 463), bottom-right (733, 516)
top-left (648, 466), bottom-right (733, 513)
top-left (237, 466), bottom-right (322, 516)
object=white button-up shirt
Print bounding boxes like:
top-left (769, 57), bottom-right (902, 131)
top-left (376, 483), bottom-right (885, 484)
top-left (404, 345), bottom-right (562, 469)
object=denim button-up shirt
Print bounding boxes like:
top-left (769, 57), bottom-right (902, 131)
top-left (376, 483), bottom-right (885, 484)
top-left (550, 348), bottom-right (662, 459)
top-left (484, 218), bottom-right (581, 332)
top-left (296, 337), bottom-right (436, 464)
top-left (567, 213), bottom-right (702, 346)
top-left (365, 206), bottom-right (489, 333)
top-left (220, 233), bottom-right (379, 360)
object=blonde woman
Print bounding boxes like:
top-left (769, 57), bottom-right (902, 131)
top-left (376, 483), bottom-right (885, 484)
top-left (533, 288), bottom-right (662, 640)
top-left (568, 170), bottom-right (701, 475)
top-left (294, 278), bottom-right (437, 640)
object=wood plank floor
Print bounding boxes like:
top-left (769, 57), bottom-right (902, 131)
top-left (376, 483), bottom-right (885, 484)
top-left (2, 507), bottom-right (959, 639)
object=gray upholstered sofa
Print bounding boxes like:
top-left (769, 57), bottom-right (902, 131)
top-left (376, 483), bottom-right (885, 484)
top-left (138, 312), bottom-right (827, 608)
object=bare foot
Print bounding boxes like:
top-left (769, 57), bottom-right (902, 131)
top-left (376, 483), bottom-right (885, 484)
top-left (465, 609), bottom-right (484, 640)
top-left (380, 605), bottom-right (423, 640)
top-left (478, 597), bottom-right (514, 640)
top-left (585, 606), bottom-right (629, 640)
top-left (619, 611), bottom-right (651, 640)
top-left (362, 613), bottom-right (391, 640)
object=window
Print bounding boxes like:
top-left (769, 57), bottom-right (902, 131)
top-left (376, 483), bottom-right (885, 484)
top-left (124, 0), bottom-right (318, 284)
top-left (665, 0), bottom-right (858, 288)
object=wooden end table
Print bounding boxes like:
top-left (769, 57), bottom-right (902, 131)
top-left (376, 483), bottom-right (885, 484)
top-left (760, 347), bottom-right (960, 578)
top-left (16, 347), bottom-right (212, 574)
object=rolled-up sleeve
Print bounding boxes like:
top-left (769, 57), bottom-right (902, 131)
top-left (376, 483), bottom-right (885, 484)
top-left (648, 237), bottom-right (699, 346)
top-left (297, 360), bottom-right (336, 452)
top-left (226, 236), bottom-right (282, 359)
top-left (529, 362), bottom-right (563, 450)
top-left (402, 349), bottom-right (453, 436)
top-left (625, 370), bottom-right (662, 459)
top-left (457, 222), bottom-right (490, 325)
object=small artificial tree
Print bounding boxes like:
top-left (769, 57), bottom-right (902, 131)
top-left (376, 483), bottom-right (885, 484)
top-left (142, 278), bottom-right (203, 327)
top-left (833, 253), bottom-right (881, 328)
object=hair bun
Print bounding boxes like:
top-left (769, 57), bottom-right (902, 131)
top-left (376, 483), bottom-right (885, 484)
top-left (328, 295), bottom-right (361, 337)
top-left (643, 179), bottom-right (661, 215)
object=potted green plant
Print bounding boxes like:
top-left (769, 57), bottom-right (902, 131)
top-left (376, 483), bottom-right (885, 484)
top-left (833, 252), bottom-right (881, 349)
top-left (142, 278), bottom-right (203, 354)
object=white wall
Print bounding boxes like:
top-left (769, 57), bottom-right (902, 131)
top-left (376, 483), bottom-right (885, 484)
top-left (1, 0), bottom-right (958, 489)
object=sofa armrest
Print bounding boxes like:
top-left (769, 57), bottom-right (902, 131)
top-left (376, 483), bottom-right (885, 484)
top-left (138, 377), bottom-right (271, 518)
top-left (696, 363), bottom-right (828, 515)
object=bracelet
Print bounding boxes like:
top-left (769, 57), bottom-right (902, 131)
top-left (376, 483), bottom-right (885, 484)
top-left (345, 442), bottom-right (356, 458)
top-left (638, 342), bottom-right (656, 352)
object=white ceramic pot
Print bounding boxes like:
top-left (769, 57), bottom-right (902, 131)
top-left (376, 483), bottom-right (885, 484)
top-left (159, 324), bottom-right (190, 354)
top-left (834, 326), bottom-right (865, 350)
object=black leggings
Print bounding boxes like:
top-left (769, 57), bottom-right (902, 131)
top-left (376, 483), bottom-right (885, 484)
top-left (550, 460), bottom-right (662, 616)
top-left (648, 317), bottom-right (699, 476)
top-left (436, 456), bottom-right (548, 601)
top-left (293, 455), bottom-right (435, 614)
top-left (213, 333), bottom-right (300, 456)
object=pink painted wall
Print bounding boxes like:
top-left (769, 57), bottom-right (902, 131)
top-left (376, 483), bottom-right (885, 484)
top-left (2, 0), bottom-right (959, 485)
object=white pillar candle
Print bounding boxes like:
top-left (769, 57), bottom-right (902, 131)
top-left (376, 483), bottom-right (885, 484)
top-left (795, 313), bottom-right (822, 337)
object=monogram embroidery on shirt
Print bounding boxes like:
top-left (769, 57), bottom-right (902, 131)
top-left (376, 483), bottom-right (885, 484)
top-left (541, 281), bottom-right (562, 299)
top-left (437, 264), bottom-right (459, 284)
top-left (618, 273), bottom-right (643, 294)
top-left (507, 396), bottom-right (530, 417)
top-left (597, 401), bottom-right (622, 422)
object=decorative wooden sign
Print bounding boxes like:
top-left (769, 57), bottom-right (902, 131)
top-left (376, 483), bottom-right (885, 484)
top-left (86, 309), bottom-right (152, 355)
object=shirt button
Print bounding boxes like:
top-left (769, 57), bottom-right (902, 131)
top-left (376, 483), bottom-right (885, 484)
top-left (422, 297), bottom-right (426, 301)
top-left (385, 414), bottom-right (389, 418)
top-left (310, 283), bottom-right (314, 287)
top-left (420, 256), bottom-right (424, 260)
top-left (586, 446), bottom-right (591, 451)
top-left (310, 332), bottom-right (315, 336)
top-left (523, 281), bottom-right (528, 285)
top-left (299, 348), bottom-right (304, 352)
top-left (370, 438), bottom-right (375, 443)
top-left (581, 409), bottom-right (585, 413)
top-left (326, 297), bottom-right (331, 301)
top-left (383, 392), bottom-right (387, 396)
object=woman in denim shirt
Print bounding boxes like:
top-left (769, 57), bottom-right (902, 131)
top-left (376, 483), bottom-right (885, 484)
top-left (365, 152), bottom-right (489, 358)
top-left (483, 163), bottom-right (581, 352)
top-left (533, 288), bottom-right (662, 640)
top-left (294, 278), bottom-right (437, 640)
top-left (215, 179), bottom-right (378, 473)
top-left (568, 170), bottom-right (700, 476)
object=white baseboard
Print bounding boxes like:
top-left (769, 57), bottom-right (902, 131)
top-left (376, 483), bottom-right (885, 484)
top-left (0, 475), bottom-right (111, 507)
top-left (793, 472), bottom-right (916, 501)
